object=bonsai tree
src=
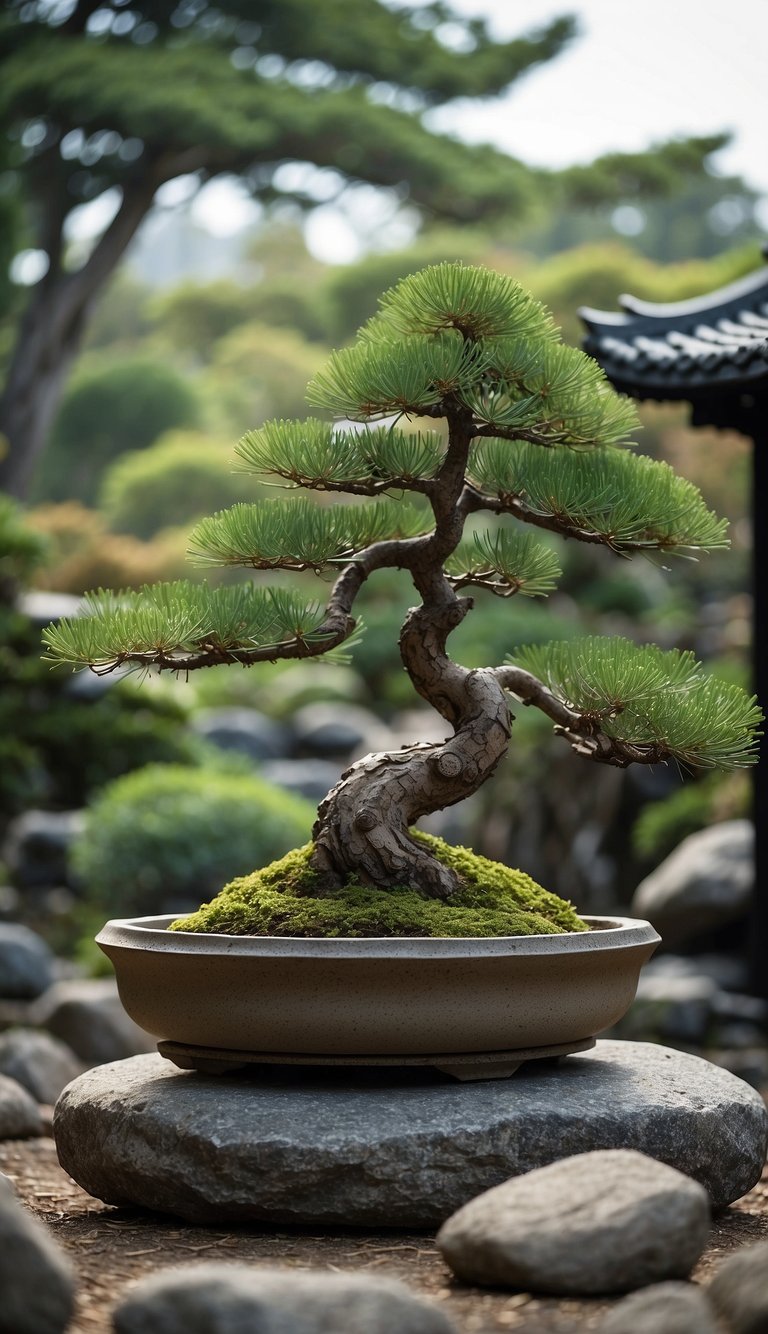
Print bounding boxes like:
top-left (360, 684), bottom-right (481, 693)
top-left (44, 264), bottom-right (761, 935)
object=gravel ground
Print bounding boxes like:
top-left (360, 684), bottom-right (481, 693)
top-left (1, 1136), bottom-right (767, 1334)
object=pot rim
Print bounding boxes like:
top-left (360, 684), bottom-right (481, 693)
top-left (97, 914), bottom-right (660, 960)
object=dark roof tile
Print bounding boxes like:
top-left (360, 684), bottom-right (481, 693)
top-left (580, 250), bottom-right (768, 405)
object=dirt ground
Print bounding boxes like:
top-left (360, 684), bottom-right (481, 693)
top-left (2, 1135), bottom-right (767, 1334)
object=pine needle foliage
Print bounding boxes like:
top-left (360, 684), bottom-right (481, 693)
top-left (510, 638), bottom-right (762, 770)
top-left (42, 582), bottom-right (329, 672)
top-left (235, 419), bottom-right (446, 489)
top-left (464, 341), bottom-right (640, 447)
top-left (307, 331), bottom-right (485, 420)
top-left (446, 528), bottom-right (562, 597)
top-left (188, 497), bottom-right (430, 568)
top-left (308, 263), bottom-right (639, 448)
top-left (376, 264), bottom-right (559, 341)
top-left (469, 440), bottom-right (728, 553)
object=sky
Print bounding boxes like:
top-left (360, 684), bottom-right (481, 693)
top-left (60, 0), bottom-right (768, 272)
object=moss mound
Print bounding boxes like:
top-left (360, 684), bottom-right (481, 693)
top-left (169, 832), bottom-right (588, 938)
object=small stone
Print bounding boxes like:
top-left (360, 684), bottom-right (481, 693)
top-left (708, 1240), bottom-right (768, 1334)
top-left (599, 1282), bottom-right (719, 1333)
top-left (436, 1150), bottom-right (710, 1294)
top-left (622, 974), bottom-right (718, 1044)
top-left (292, 702), bottom-right (391, 759)
top-left (0, 923), bottom-right (55, 1000)
top-left (632, 820), bottom-right (753, 944)
top-left (1, 810), bottom-right (85, 890)
top-left (258, 758), bottom-right (343, 802)
top-left (0, 1172), bottom-right (75, 1333)
top-left (36, 979), bottom-right (154, 1065)
top-left (0, 1073), bottom-right (43, 1139)
top-left (112, 1264), bottom-right (457, 1334)
top-left (0, 1029), bottom-right (82, 1104)
top-left (192, 708), bottom-right (292, 763)
top-left (17, 590), bottom-right (82, 627)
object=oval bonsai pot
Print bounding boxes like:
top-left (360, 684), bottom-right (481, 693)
top-left (97, 915), bottom-right (659, 1060)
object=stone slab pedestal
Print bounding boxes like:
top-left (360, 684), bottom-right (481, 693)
top-left (53, 1040), bottom-right (768, 1227)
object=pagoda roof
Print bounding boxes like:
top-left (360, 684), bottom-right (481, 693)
top-left (580, 249), bottom-right (768, 416)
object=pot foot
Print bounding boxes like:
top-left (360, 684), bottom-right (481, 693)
top-left (156, 1036), bottom-right (596, 1081)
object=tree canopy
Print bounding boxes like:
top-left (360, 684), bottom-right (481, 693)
top-left (0, 0), bottom-right (744, 498)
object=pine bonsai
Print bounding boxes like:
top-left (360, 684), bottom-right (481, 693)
top-left (44, 264), bottom-right (761, 934)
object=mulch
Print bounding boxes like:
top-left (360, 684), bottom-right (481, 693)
top-left (2, 1134), bottom-right (767, 1334)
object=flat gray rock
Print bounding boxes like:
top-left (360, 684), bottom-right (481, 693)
top-left (113, 1264), bottom-right (456, 1334)
top-left (436, 1149), bottom-right (710, 1294)
top-left (53, 1040), bottom-right (767, 1225)
top-left (599, 1282), bottom-right (719, 1334)
top-left (0, 1073), bottom-right (43, 1140)
top-left (0, 1173), bottom-right (75, 1333)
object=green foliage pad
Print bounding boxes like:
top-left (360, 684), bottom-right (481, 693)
top-left (170, 832), bottom-right (588, 938)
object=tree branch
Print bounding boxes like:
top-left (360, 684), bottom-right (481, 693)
top-left (461, 485), bottom-right (642, 552)
top-left (267, 476), bottom-right (437, 499)
top-left (492, 665), bottom-right (673, 769)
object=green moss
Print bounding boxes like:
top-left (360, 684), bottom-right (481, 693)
top-left (169, 832), bottom-right (588, 937)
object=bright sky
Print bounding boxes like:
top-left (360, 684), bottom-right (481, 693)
top-left (427, 0), bottom-right (766, 190)
top-left (59, 0), bottom-right (768, 272)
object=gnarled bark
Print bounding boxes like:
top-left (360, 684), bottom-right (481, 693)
top-left (310, 595), bottom-right (512, 899)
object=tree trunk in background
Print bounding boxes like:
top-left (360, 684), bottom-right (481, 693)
top-left (0, 169), bottom-right (170, 498)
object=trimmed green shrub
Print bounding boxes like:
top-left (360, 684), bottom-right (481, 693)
top-left (149, 280), bottom-right (254, 358)
top-left (36, 357), bottom-right (200, 504)
top-left (0, 496), bottom-right (48, 595)
top-left (0, 604), bottom-right (205, 823)
top-left (28, 503), bottom-right (189, 593)
top-left (99, 431), bottom-right (257, 539)
top-left (632, 771), bottom-right (750, 862)
top-left (71, 764), bottom-right (315, 915)
top-left (204, 322), bottom-right (326, 433)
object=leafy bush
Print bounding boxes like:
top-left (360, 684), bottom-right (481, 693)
top-left (204, 322), bottom-right (325, 433)
top-left (0, 604), bottom-right (205, 823)
top-left (71, 763), bottom-right (316, 915)
top-left (0, 496), bottom-right (48, 596)
top-left (99, 431), bottom-right (257, 539)
top-left (36, 357), bottom-right (200, 503)
top-left (632, 771), bottom-right (750, 862)
top-left (149, 281), bottom-right (255, 358)
top-left (28, 504), bottom-right (189, 593)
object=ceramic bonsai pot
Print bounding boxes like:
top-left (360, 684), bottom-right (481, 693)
top-left (97, 915), bottom-right (659, 1076)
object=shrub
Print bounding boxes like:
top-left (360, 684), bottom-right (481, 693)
top-left (0, 605), bottom-right (205, 823)
top-left (36, 357), bottom-right (200, 503)
top-left (27, 504), bottom-right (189, 593)
top-left (71, 764), bottom-right (316, 915)
top-left (204, 322), bottom-right (326, 433)
top-left (99, 431), bottom-right (257, 539)
top-left (149, 281), bottom-right (254, 358)
top-left (632, 771), bottom-right (750, 862)
top-left (0, 495), bottom-right (48, 596)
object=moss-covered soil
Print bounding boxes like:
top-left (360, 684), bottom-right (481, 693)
top-left (170, 831), bottom-right (588, 937)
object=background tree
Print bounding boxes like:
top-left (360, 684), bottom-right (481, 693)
top-left (0, 0), bottom-right (735, 497)
top-left (45, 264), bottom-right (760, 904)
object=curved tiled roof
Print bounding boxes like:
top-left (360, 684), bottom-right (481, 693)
top-left (580, 250), bottom-right (768, 422)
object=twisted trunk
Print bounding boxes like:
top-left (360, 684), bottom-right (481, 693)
top-left (310, 592), bottom-right (512, 899)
